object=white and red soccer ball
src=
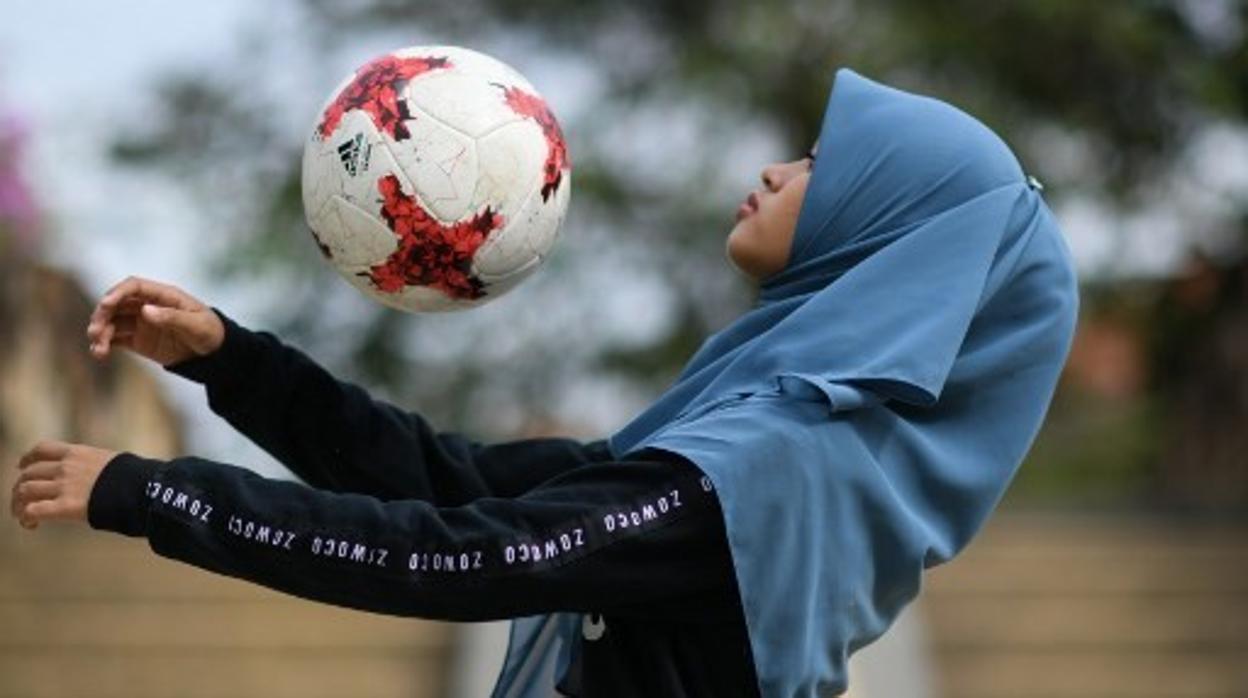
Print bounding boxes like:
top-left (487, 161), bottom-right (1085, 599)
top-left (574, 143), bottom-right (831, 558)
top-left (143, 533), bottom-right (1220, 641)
top-left (301, 46), bottom-right (571, 312)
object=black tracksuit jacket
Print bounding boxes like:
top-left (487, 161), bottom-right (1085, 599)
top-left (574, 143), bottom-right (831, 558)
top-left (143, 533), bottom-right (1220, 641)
top-left (87, 309), bottom-right (760, 697)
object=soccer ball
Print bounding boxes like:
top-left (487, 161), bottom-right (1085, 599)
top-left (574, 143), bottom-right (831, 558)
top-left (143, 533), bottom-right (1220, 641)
top-left (301, 45), bottom-right (572, 312)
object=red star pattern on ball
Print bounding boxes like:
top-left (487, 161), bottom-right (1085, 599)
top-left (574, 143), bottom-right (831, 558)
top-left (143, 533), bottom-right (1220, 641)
top-left (363, 174), bottom-right (505, 300)
top-left (317, 55), bottom-right (451, 141)
top-left (498, 85), bottom-right (570, 201)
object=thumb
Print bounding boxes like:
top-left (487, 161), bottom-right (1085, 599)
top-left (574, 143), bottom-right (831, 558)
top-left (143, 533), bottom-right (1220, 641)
top-left (141, 304), bottom-right (213, 346)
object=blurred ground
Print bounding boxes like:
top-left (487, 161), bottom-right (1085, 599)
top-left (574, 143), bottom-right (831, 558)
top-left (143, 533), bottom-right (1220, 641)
top-left (0, 529), bottom-right (453, 698)
top-left (0, 265), bottom-right (455, 698)
top-left (924, 512), bottom-right (1248, 698)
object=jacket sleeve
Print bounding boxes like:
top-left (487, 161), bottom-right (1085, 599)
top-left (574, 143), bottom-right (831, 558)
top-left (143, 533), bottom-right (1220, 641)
top-left (86, 447), bottom-right (741, 623)
top-left (164, 308), bottom-right (608, 505)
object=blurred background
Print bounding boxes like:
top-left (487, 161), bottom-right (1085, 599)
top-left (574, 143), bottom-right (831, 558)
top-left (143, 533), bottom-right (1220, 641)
top-left (1, 0), bottom-right (1246, 696)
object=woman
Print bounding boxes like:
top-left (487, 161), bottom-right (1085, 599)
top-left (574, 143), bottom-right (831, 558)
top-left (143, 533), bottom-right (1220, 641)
top-left (11, 68), bottom-right (1078, 697)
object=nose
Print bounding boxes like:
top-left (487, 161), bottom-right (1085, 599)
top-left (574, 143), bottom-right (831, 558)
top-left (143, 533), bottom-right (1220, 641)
top-left (761, 165), bottom-right (782, 191)
top-left (760, 161), bottom-right (800, 192)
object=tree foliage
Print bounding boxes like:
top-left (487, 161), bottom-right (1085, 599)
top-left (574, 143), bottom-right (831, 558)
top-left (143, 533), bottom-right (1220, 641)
top-left (111, 0), bottom-right (1248, 507)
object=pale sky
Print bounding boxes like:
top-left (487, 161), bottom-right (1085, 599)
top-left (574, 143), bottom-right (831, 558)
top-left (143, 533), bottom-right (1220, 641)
top-left (2, 0), bottom-right (290, 475)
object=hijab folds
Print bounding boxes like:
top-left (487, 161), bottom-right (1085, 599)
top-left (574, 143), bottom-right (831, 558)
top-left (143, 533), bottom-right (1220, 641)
top-left (493, 67), bottom-right (1079, 697)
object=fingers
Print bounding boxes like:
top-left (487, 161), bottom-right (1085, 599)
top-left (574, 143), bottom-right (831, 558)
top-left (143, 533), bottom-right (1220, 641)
top-left (10, 463), bottom-right (63, 529)
top-left (110, 314), bottom-right (137, 338)
top-left (9, 478), bottom-right (37, 527)
top-left (101, 276), bottom-right (192, 312)
top-left (11, 443), bottom-right (81, 528)
top-left (88, 276), bottom-right (197, 355)
top-left (16, 461), bottom-right (62, 483)
top-left (95, 312), bottom-right (137, 343)
top-left (88, 303), bottom-right (143, 357)
top-left (21, 499), bottom-right (78, 523)
top-left (18, 440), bottom-right (70, 470)
top-left (11, 480), bottom-right (60, 520)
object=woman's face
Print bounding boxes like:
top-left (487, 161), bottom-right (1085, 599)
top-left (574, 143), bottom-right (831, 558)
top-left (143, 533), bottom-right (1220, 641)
top-left (725, 142), bottom-right (818, 283)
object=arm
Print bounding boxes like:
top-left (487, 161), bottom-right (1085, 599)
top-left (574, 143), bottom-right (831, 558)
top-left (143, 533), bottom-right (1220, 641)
top-left (84, 276), bottom-right (603, 504)
top-left (85, 447), bottom-right (739, 623)
top-left (168, 308), bottom-right (607, 504)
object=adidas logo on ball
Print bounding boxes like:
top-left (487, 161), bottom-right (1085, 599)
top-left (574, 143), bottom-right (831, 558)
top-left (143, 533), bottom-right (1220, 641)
top-left (336, 133), bottom-right (370, 177)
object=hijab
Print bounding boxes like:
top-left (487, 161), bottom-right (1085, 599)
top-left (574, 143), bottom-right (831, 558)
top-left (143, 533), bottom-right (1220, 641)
top-left (492, 67), bottom-right (1079, 697)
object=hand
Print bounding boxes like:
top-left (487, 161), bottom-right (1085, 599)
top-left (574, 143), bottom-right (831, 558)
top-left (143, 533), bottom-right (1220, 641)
top-left (10, 440), bottom-right (119, 529)
top-left (86, 275), bottom-right (224, 367)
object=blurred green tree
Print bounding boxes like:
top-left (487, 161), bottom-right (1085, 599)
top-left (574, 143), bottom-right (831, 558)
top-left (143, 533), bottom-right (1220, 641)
top-left (111, 0), bottom-right (1247, 508)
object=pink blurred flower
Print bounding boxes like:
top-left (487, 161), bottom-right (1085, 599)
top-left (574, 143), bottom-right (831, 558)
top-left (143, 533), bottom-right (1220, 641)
top-left (0, 111), bottom-right (41, 257)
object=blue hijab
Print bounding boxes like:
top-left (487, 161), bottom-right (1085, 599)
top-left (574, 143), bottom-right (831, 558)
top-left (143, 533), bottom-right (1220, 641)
top-left (492, 67), bottom-right (1079, 697)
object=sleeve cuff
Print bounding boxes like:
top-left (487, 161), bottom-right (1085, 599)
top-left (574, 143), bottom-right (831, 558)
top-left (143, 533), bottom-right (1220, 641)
top-left (88, 452), bottom-right (163, 537)
top-left (163, 307), bottom-right (250, 385)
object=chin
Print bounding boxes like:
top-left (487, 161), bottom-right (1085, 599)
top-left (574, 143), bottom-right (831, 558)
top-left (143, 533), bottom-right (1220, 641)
top-left (725, 233), bottom-right (763, 282)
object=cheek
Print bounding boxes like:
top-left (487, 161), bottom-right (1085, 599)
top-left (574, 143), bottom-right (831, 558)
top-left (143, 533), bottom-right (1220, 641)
top-left (754, 177), bottom-right (807, 244)
top-left (774, 176), bottom-right (809, 231)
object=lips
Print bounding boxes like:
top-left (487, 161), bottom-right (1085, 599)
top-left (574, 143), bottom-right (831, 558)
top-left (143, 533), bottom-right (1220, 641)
top-left (735, 191), bottom-right (760, 222)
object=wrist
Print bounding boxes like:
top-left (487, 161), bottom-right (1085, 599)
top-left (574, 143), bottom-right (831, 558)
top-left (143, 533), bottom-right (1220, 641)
top-left (87, 452), bottom-right (163, 538)
top-left (164, 307), bottom-right (249, 385)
